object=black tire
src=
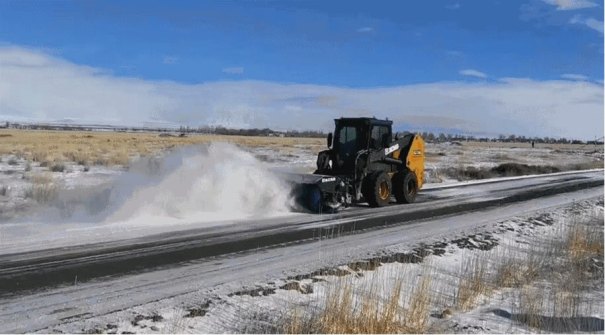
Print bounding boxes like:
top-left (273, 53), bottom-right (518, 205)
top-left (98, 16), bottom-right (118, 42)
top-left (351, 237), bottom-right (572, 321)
top-left (362, 171), bottom-right (392, 207)
top-left (393, 170), bottom-right (418, 204)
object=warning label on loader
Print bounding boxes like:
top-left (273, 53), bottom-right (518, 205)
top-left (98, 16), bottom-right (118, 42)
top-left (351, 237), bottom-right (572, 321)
top-left (385, 143), bottom-right (399, 155)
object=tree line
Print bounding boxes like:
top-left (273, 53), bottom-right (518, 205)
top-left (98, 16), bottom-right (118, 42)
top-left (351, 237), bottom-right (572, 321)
top-left (1, 122), bottom-right (601, 144)
top-left (418, 131), bottom-right (603, 145)
top-left (0, 122), bottom-right (326, 138)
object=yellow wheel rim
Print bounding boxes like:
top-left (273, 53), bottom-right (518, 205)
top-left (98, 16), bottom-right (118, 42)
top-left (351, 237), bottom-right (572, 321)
top-left (379, 181), bottom-right (389, 200)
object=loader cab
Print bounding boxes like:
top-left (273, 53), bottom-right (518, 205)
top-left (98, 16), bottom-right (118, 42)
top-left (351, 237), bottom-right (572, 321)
top-left (329, 117), bottom-right (393, 172)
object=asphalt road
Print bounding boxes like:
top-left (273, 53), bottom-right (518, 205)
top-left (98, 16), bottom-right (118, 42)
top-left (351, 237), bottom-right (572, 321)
top-left (0, 170), bottom-right (602, 297)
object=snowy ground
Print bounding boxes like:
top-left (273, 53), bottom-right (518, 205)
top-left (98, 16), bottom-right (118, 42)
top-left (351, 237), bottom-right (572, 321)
top-left (179, 198), bottom-right (600, 334)
top-left (0, 139), bottom-right (601, 222)
top-left (22, 195), bottom-right (602, 334)
top-left (423, 141), bottom-right (603, 184)
top-left (0, 139), bottom-right (602, 253)
top-left (0, 136), bottom-right (603, 333)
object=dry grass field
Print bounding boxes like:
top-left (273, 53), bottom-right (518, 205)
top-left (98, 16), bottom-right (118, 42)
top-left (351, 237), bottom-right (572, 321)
top-left (423, 139), bottom-right (603, 182)
top-left (2, 129), bottom-right (601, 168)
top-left (0, 129), bottom-right (601, 185)
top-left (0, 129), bottom-right (324, 167)
top-left (460, 140), bottom-right (602, 151)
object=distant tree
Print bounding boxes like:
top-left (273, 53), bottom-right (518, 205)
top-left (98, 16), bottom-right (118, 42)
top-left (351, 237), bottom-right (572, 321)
top-left (507, 134), bottom-right (517, 142)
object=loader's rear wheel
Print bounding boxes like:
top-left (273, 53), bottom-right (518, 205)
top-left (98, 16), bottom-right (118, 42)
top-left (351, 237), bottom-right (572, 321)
top-left (393, 170), bottom-right (418, 204)
top-left (362, 171), bottom-right (391, 207)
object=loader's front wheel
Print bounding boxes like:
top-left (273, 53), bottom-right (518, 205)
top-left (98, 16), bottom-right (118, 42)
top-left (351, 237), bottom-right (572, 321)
top-left (362, 171), bottom-right (391, 207)
top-left (393, 170), bottom-right (418, 204)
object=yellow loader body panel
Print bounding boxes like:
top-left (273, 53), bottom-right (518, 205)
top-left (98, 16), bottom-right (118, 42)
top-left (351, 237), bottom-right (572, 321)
top-left (405, 135), bottom-right (425, 189)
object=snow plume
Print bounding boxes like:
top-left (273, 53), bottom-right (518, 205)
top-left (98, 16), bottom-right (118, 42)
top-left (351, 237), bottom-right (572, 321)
top-left (104, 143), bottom-right (294, 226)
top-left (22, 143), bottom-right (294, 228)
top-left (0, 143), bottom-right (295, 253)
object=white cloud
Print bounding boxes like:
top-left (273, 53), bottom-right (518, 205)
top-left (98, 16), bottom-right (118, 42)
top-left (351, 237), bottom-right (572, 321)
top-left (445, 3), bottom-right (460, 10)
top-left (357, 27), bottom-right (374, 33)
top-left (0, 46), bottom-right (602, 139)
top-left (459, 69), bottom-right (488, 79)
top-left (222, 67), bottom-right (244, 74)
top-left (570, 15), bottom-right (604, 34)
top-left (445, 50), bottom-right (464, 57)
top-left (583, 18), bottom-right (604, 33)
top-left (542, 0), bottom-right (598, 10)
top-left (561, 73), bottom-right (589, 81)
top-left (163, 56), bottom-right (178, 65)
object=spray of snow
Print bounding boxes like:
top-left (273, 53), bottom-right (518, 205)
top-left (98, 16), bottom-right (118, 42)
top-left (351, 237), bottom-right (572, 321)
top-left (0, 143), bottom-right (297, 253)
top-left (18, 143), bottom-right (293, 226)
top-left (104, 142), bottom-right (294, 227)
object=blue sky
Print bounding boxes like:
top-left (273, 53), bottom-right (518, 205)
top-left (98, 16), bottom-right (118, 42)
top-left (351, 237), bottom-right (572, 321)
top-left (1, 0), bottom-right (602, 86)
top-left (0, 0), bottom-right (603, 139)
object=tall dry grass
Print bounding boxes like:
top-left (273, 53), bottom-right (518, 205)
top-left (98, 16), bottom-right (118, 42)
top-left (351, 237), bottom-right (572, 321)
top-left (255, 205), bottom-right (604, 334)
top-left (284, 271), bottom-right (434, 334)
top-left (566, 219), bottom-right (604, 263)
top-left (23, 173), bottom-right (57, 203)
top-left (507, 210), bottom-right (604, 332)
top-left (287, 209), bottom-right (602, 333)
top-left (401, 276), bottom-right (432, 332)
top-left (493, 245), bottom-right (544, 290)
top-left (455, 255), bottom-right (491, 311)
top-left (0, 129), bottom-right (323, 167)
top-left (517, 286), bottom-right (546, 329)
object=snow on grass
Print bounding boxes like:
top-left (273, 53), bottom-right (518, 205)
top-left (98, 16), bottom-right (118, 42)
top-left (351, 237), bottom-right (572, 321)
top-left (0, 138), bottom-right (601, 222)
top-left (161, 198), bottom-right (602, 334)
top-left (423, 141), bottom-right (603, 185)
top-left (0, 153), bottom-right (122, 220)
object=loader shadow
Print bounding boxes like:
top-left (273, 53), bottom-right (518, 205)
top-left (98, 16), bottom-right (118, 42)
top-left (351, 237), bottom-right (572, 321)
top-left (490, 309), bottom-right (604, 333)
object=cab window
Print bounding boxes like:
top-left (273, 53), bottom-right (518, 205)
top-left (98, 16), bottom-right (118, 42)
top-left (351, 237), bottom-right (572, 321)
top-left (337, 126), bottom-right (358, 166)
top-left (338, 126), bottom-right (357, 145)
top-left (370, 126), bottom-right (391, 149)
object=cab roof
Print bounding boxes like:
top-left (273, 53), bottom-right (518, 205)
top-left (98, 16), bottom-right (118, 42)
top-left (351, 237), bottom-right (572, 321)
top-left (334, 117), bottom-right (393, 127)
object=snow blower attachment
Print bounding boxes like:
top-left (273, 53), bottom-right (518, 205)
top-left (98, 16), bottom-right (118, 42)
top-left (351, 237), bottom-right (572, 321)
top-left (290, 117), bottom-right (425, 213)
